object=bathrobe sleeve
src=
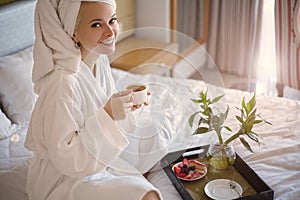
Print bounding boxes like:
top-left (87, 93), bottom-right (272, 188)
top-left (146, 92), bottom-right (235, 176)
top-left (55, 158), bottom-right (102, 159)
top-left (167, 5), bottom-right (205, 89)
top-left (39, 72), bottom-right (129, 178)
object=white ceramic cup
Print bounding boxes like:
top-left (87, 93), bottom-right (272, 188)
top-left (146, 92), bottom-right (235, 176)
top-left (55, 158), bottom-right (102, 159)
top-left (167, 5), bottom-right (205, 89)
top-left (126, 84), bottom-right (147, 105)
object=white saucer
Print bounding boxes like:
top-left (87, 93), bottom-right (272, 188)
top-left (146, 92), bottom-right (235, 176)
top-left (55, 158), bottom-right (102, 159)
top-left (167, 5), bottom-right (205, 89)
top-left (204, 179), bottom-right (243, 200)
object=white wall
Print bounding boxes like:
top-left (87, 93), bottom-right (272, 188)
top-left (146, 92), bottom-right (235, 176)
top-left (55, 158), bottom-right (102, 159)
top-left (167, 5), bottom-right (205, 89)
top-left (173, 44), bottom-right (207, 78)
top-left (135, 0), bottom-right (208, 78)
top-left (135, 0), bottom-right (171, 43)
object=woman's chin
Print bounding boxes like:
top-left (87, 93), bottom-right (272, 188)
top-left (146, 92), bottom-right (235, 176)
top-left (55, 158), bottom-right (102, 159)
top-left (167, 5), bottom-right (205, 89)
top-left (94, 45), bottom-right (115, 55)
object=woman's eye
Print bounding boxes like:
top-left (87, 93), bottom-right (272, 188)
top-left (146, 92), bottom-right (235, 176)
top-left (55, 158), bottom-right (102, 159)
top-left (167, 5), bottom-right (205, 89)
top-left (91, 23), bottom-right (101, 28)
top-left (109, 18), bottom-right (118, 24)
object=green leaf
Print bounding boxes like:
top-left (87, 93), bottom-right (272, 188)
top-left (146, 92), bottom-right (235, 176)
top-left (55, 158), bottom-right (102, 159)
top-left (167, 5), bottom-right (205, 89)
top-left (258, 114), bottom-right (272, 125)
top-left (240, 109), bottom-right (245, 120)
top-left (245, 115), bottom-right (256, 125)
top-left (201, 90), bottom-right (207, 100)
top-left (246, 103), bottom-right (251, 115)
top-left (212, 94), bottom-right (224, 103)
top-left (191, 99), bottom-right (202, 103)
top-left (223, 126), bottom-right (232, 132)
top-left (264, 120), bottom-right (272, 125)
top-left (188, 111), bottom-right (201, 127)
top-left (246, 132), bottom-right (260, 143)
top-left (242, 97), bottom-right (251, 115)
top-left (239, 137), bottom-right (254, 152)
top-left (248, 94), bottom-right (256, 110)
top-left (198, 118), bottom-right (206, 126)
top-left (248, 108), bottom-right (257, 119)
top-left (251, 120), bottom-right (263, 125)
top-left (236, 116), bottom-right (243, 124)
top-left (193, 127), bottom-right (209, 134)
top-left (224, 132), bottom-right (241, 144)
top-left (224, 106), bottom-right (230, 118)
top-left (250, 131), bottom-right (259, 136)
top-left (242, 97), bottom-right (247, 111)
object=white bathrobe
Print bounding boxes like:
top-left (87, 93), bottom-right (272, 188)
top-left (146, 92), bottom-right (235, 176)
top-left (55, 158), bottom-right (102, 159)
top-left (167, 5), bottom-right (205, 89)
top-left (25, 0), bottom-right (182, 198)
top-left (25, 55), bottom-right (164, 200)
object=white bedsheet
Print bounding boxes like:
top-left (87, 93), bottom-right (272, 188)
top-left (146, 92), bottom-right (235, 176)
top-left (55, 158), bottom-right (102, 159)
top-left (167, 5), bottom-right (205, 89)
top-left (0, 69), bottom-right (299, 200)
top-left (113, 69), bottom-right (300, 200)
top-left (0, 127), bottom-right (32, 200)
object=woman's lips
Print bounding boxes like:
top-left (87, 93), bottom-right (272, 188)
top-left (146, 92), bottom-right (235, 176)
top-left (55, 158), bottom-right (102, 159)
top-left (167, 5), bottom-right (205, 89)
top-left (100, 38), bottom-right (115, 45)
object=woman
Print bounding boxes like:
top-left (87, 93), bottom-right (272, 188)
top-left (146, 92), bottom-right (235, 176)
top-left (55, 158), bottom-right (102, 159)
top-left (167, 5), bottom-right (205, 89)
top-left (25, 0), bottom-right (172, 199)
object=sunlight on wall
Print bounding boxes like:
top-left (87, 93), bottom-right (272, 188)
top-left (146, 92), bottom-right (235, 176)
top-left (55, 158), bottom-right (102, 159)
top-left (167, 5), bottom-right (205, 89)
top-left (256, 0), bottom-right (277, 96)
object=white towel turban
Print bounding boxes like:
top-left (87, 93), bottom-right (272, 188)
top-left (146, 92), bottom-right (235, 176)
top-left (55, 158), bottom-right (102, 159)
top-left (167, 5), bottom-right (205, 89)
top-left (32, 0), bottom-right (116, 85)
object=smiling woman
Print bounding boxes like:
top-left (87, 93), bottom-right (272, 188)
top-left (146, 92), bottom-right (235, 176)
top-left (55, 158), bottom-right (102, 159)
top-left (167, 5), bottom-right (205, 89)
top-left (1, 1), bottom-right (300, 200)
top-left (24, 0), bottom-right (168, 200)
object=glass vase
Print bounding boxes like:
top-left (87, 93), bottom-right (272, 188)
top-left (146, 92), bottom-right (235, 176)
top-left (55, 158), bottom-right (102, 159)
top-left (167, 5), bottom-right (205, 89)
top-left (207, 143), bottom-right (236, 170)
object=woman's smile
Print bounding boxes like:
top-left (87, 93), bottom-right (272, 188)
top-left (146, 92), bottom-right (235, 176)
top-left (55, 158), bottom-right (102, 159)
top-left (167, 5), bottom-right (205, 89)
top-left (99, 37), bottom-right (115, 46)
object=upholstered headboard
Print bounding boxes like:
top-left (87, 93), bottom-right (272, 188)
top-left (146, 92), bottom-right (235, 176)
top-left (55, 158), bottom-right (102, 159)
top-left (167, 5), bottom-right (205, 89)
top-left (0, 0), bottom-right (36, 57)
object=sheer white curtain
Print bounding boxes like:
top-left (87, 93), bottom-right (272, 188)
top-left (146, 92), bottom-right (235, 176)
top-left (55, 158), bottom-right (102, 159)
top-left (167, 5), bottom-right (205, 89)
top-left (256, 0), bottom-right (277, 96)
top-left (207, 0), bottom-right (263, 91)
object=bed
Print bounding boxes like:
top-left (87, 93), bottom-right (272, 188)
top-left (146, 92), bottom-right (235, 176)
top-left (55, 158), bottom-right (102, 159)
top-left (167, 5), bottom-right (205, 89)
top-left (0, 1), bottom-right (299, 200)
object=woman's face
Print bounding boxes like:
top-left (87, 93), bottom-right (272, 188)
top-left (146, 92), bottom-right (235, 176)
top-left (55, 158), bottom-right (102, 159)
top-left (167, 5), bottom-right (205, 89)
top-left (74, 2), bottom-right (119, 58)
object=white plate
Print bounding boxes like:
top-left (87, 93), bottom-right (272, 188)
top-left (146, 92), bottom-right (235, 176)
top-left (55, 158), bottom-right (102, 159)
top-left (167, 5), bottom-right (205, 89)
top-left (204, 179), bottom-right (243, 200)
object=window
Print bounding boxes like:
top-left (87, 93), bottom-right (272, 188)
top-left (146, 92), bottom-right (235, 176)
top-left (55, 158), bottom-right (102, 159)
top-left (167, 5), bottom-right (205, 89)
top-left (256, 0), bottom-right (277, 96)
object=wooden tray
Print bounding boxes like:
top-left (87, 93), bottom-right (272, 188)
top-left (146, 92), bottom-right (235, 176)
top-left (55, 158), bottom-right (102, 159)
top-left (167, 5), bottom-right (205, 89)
top-left (160, 145), bottom-right (274, 200)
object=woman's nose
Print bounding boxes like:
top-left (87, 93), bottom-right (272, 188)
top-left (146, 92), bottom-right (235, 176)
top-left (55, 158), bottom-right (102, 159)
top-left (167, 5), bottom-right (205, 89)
top-left (104, 24), bottom-right (114, 37)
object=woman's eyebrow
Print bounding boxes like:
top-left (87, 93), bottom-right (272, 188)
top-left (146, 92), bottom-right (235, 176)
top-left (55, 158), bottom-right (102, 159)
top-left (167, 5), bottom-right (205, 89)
top-left (90, 18), bottom-right (103, 23)
top-left (89, 14), bottom-right (117, 23)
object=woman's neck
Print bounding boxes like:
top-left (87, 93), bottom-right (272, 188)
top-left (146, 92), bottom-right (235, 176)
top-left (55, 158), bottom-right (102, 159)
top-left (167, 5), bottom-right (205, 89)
top-left (81, 50), bottom-right (98, 76)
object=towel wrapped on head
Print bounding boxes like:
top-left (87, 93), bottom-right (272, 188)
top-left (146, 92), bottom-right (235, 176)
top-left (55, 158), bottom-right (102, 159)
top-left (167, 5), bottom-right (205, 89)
top-left (32, 0), bottom-right (116, 89)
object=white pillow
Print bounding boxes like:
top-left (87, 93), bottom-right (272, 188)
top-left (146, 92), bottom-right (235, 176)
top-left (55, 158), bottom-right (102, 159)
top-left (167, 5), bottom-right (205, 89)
top-left (283, 86), bottom-right (300, 101)
top-left (0, 108), bottom-right (20, 140)
top-left (0, 47), bottom-right (37, 125)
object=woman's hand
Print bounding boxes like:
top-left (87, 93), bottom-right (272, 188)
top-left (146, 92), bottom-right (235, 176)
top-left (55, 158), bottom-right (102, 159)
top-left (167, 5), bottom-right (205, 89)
top-left (132, 90), bottom-right (151, 109)
top-left (104, 90), bottom-right (151, 120)
top-left (104, 90), bottom-right (134, 120)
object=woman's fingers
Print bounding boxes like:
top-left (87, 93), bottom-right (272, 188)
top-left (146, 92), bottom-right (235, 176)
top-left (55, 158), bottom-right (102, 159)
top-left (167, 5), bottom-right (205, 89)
top-left (114, 89), bottom-right (152, 113)
top-left (117, 90), bottom-right (134, 104)
top-left (117, 89), bottom-right (133, 97)
top-left (123, 102), bottom-right (134, 109)
top-left (144, 90), bottom-right (151, 106)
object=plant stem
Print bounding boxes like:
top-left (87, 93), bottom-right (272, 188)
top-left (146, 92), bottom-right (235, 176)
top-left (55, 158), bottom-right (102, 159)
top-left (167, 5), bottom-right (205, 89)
top-left (216, 130), bottom-right (224, 144)
top-left (224, 129), bottom-right (243, 144)
top-left (222, 146), bottom-right (231, 167)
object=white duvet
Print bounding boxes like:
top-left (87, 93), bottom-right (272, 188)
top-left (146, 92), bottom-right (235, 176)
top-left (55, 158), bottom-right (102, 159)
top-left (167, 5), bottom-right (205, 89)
top-left (0, 68), bottom-right (300, 200)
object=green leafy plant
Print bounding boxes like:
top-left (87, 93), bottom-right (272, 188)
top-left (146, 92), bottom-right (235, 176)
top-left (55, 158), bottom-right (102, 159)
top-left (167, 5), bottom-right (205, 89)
top-left (188, 90), bottom-right (271, 152)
